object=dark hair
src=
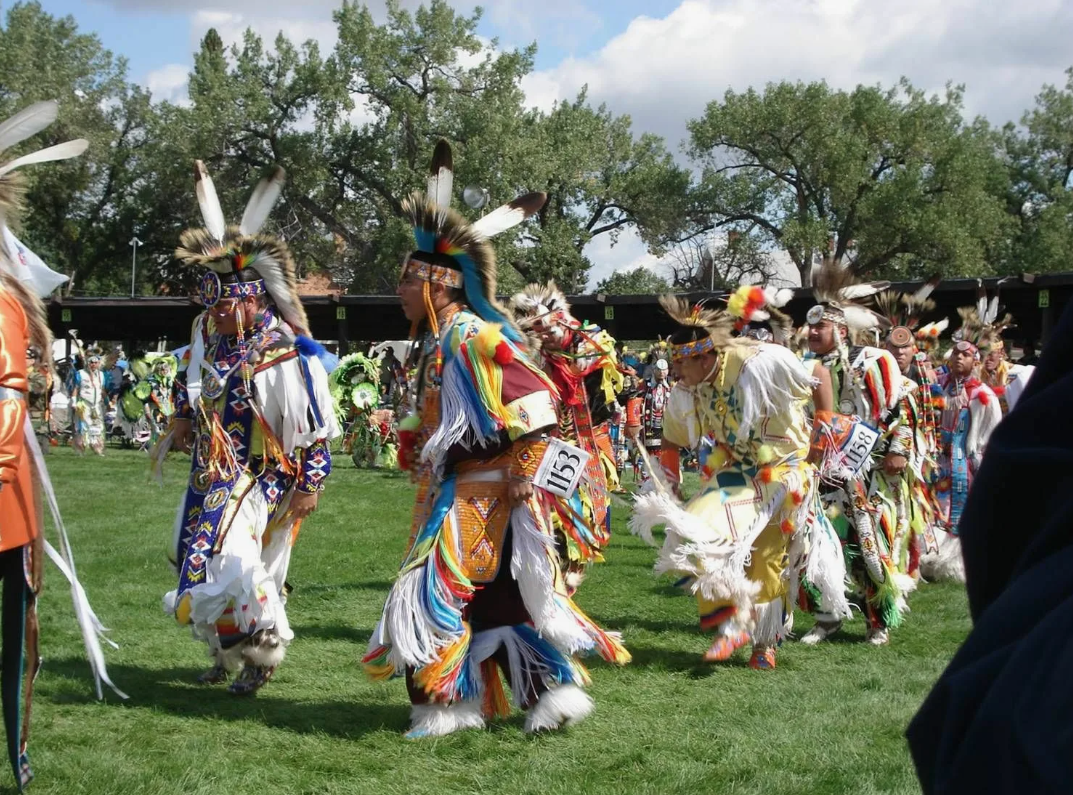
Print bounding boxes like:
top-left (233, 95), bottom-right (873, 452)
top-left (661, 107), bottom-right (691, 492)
top-left (668, 326), bottom-right (708, 347)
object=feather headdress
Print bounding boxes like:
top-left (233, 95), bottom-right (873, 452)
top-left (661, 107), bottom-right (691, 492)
top-left (809, 261), bottom-right (890, 338)
top-left (726, 284), bottom-right (794, 344)
top-left (509, 280), bottom-right (574, 350)
top-left (873, 276), bottom-right (941, 347)
top-left (658, 295), bottom-right (736, 360)
top-left (402, 140), bottom-right (546, 345)
top-left (175, 162), bottom-right (309, 335)
top-left (952, 279), bottom-right (1014, 353)
top-left (0, 100), bottom-right (88, 358)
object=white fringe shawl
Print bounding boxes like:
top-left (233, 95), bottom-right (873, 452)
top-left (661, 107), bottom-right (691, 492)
top-left (255, 351), bottom-right (341, 452)
top-left (737, 343), bottom-right (818, 440)
top-left (629, 484), bottom-right (788, 631)
top-left (511, 504), bottom-right (621, 656)
top-left (420, 354), bottom-right (502, 481)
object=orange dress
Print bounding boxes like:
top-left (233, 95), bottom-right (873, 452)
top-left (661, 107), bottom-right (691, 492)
top-left (0, 287), bottom-right (37, 552)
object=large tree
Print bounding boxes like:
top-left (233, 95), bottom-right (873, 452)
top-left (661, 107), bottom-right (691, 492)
top-left (686, 79), bottom-right (1011, 286)
top-left (0, 1), bottom-right (152, 295)
top-left (1001, 66), bottom-right (1073, 275)
top-left (593, 265), bottom-right (670, 295)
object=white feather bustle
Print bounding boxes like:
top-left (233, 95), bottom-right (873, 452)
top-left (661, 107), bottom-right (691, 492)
top-left (242, 633), bottom-right (287, 669)
top-left (408, 701), bottom-right (485, 738)
top-left (919, 532), bottom-right (966, 583)
top-left (524, 684), bottom-right (594, 733)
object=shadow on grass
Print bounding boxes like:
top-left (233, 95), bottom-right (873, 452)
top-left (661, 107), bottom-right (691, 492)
top-left (37, 659), bottom-right (410, 739)
top-left (291, 623), bottom-right (371, 643)
top-left (290, 580), bottom-right (395, 596)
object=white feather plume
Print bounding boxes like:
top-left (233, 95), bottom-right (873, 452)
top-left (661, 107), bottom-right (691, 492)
top-left (976, 279), bottom-right (987, 319)
top-left (239, 166), bottom-right (285, 236)
top-left (194, 160), bottom-right (226, 242)
top-left (426, 140), bottom-right (454, 210)
top-left (985, 295), bottom-right (999, 325)
top-left (0, 101), bottom-right (60, 152)
top-left (471, 192), bottom-right (546, 240)
top-left (840, 281), bottom-right (891, 300)
top-left (771, 288), bottom-right (794, 308)
top-left (0, 139), bottom-right (88, 177)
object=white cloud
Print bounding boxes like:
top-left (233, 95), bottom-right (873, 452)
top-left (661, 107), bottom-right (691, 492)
top-left (189, 9), bottom-right (339, 54)
top-left (146, 64), bottom-right (191, 106)
top-left (583, 229), bottom-right (662, 288)
top-left (523, 0), bottom-right (1073, 150)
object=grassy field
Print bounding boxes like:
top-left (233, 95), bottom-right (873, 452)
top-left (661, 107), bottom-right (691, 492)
top-left (20, 447), bottom-right (966, 795)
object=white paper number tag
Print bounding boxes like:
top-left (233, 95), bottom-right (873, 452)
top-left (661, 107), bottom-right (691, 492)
top-left (533, 437), bottom-right (591, 498)
top-left (838, 422), bottom-right (880, 476)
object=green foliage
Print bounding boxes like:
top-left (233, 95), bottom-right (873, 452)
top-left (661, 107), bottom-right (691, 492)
top-left (8, 0), bottom-right (1073, 297)
top-left (594, 265), bottom-right (670, 295)
top-left (30, 448), bottom-right (964, 794)
top-left (687, 79), bottom-right (1012, 285)
top-left (1001, 67), bottom-right (1073, 275)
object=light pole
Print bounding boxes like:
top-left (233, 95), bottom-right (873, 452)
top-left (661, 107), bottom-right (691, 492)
top-left (129, 236), bottom-right (142, 298)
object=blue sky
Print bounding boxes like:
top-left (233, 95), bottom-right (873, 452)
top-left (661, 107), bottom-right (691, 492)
top-left (31, 0), bottom-right (1073, 286)
top-left (43, 0), bottom-right (683, 84)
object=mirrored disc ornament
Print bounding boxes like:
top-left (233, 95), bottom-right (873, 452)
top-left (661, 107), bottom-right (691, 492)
top-left (200, 271), bottom-right (222, 307)
top-left (806, 305), bottom-right (825, 326)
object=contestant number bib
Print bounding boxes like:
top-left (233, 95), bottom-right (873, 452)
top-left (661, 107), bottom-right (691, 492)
top-left (534, 438), bottom-right (591, 498)
top-left (839, 422), bottom-right (880, 476)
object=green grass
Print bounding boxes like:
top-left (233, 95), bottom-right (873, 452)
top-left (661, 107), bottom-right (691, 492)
top-left (20, 448), bottom-right (966, 795)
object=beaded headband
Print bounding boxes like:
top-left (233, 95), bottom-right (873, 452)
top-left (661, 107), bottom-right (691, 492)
top-left (806, 304), bottom-right (846, 326)
top-left (199, 270), bottom-right (266, 308)
top-left (402, 256), bottom-right (464, 289)
top-left (670, 336), bottom-right (716, 361)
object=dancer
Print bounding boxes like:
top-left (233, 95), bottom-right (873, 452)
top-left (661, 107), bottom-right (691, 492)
top-left (874, 285), bottom-right (946, 581)
top-left (160, 161), bottom-right (338, 694)
top-left (923, 302), bottom-right (1003, 582)
top-left (363, 141), bottom-right (629, 738)
top-left (69, 347), bottom-right (107, 455)
top-left (0, 99), bottom-right (123, 790)
top-left (630, 296), bottom-right (827, 670)
top-left (510, 281), bottom-right (623, 590)
top-left (800, 266), bottom-right (915, 647)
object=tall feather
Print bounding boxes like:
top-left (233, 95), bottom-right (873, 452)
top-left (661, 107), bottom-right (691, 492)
top-left (840, 281), bottom-right (891, 300)
top-left (0, 139), bottom-right (89, 177)
top-left (426, 140), bottom-right (454, 211)
top-left (0, 100), bottom-right (59, 151)
top-left (975, 280), bottom-right (987, 319)
top-left (239, 166), bottom-right (285, 236)
top-left (194, 160), bottom-right (226, 242)
top-left (471, 192), bottom-right (546, 240)
top-left (985, 294), bottom-right (999, 325)
top-left (912, 275), bottom-right (941, 303)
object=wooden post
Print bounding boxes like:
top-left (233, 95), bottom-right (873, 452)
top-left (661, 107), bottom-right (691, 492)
top-left (336, 302), bottom-right (349, 356)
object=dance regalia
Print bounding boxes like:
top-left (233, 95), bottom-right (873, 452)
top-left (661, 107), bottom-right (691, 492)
top-left (69, 362), bottom-right (106, 454)
top-left (808, 344), bottom-right (919, 630)
top-left (921, 296), bottom-right (1007, 582)
top-left (363, 141), bottom-right (628, 737)
top-left (159, 162), bottom-right (339, 693)
top-left (510, 283), bottom-right (624, 577)
top-left (934, 373), bottom-right (999, 532)
top-left (631, 298), bottom-right (830, 668)
top-left (0, 100), bottom-right (122, 789)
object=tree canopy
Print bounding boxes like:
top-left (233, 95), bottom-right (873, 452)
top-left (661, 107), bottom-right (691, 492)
top-left (5, 0), bottom-right (1073, 296)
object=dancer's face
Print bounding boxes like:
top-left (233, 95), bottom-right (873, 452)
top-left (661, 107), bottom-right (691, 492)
top-left (886, 341), bottom-right (915, 374)
top-left (984, 348), bottom-right (1004, 371)
top-left (808, 320), bottom-right (842, 355)
top-left (950, 347), bottom-right (977, 377)
top-left (675, 353), bottom-right (718, 387)
top-left (210, 296), bottom-right (262, 337)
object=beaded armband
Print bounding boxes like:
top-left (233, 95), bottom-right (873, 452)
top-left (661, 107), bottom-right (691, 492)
top-left (511, 438), bottom-right (548, 483)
